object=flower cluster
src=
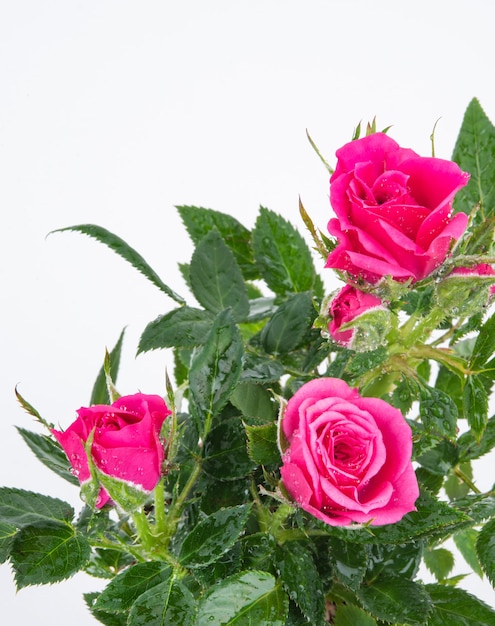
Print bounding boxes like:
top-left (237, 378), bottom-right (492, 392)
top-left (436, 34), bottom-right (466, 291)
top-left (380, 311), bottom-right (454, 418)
top-left (4, 99), bottom-right (495, 625)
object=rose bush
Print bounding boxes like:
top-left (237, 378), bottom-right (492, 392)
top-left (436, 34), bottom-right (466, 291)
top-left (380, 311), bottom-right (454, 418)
top-left (328, 284), bottom-right (384, 347)
top-left (52, 393), bottom-right (170, 508)
top-left (325, 132), bottom-right (470, 283)
top-left (280, 378), bottom-right (419, 526)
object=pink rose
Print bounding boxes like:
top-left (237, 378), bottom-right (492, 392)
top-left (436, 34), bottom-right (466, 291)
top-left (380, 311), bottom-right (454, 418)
top-left (280, 378), bottom-right (419, 526)
top-left (329, 284), bottom-right (383, 347)
top-left (52, 393), bottom-right (171, 508)
top-left (325, 133), bottom-right (470, 283)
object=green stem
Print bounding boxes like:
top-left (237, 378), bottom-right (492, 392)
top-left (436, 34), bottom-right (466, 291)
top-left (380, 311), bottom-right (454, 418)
top-left (401, 307), bottom-right (446, 348)
top-left (131, 509), bottom-right (156, 553)
top-left (153, 479), bottom-right (167, 536)
top-left (275, 528), bottom-right (329, 544)
top-left (160, 458), bottom-right (203, 548)
top-left (454, 466), bottom-right (481, 494)
top-left (270, 504), bottom-right (294, 541)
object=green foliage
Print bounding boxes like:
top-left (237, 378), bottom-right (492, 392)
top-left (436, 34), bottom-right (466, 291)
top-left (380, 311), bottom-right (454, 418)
top-left (357, 576), bottom-right (432, 625)
top-left (274, 542), bottom-right (325, 624)
top-left (7, 101), bottom-right (495, 623)
top-left (12, 521), bottom-right (90, 588)
top-left (51, 224), bottom-right (185, 304)
top-left (189, 229), bottom-right (250, 321)
top-left (188, 308), bottom-right (244, 435)
top-left (452, 97), bottom-right (495, 224)
top-left (195, 570), bottom-right (289, 625)
top-left (475, 516), bottom-right (495, 586)
top-left (252, 207), bottom-right (319, 295)
top-left (423, 547), bottom-right (455, 581)
top-left (425, 584), bottom-right (495, 625)
top-left (178, 505), bottom-right (252, 568)
top-left (16, 427), bottom-right (80, 486)
top-left (90, 328), bottom-right (126, 405)
top-left (138, 307), bottom-right (214, 353)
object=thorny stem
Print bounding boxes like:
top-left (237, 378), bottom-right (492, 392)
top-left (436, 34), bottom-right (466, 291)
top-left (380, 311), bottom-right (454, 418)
top-left (153, 478), bottom-right (167, 536)
top-left (159, 458), bottom-right (203, 550)
top-left (454, 466), bottom-right (481, 495)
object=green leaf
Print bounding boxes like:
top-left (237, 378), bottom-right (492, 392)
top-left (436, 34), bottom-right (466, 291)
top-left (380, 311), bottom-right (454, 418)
top-left (0, 487), bottom-right (74, 527)
top-left (127, 579), bottom-right (196, 626)
top-left (452, 98), bottom-right (495, 221)
top-left (201, 479), bottom-right (250, 516)
top-left (189, 309), bottom-right (244, 436)
top-left (444, 462), bottom-right (473, 499)
top-left (240, 353), bottom-right (285, 385)
top-left (195, 570), bottom-right (289, 625)
top-left (230, 382), bottom-right (276, 424)
top-left (454, 529), bottom-right (483, 578)
top-left (261, 292), bottom-right (314, 354)
top-left (470, 311), bottom-right (495, 370)
top-left (415, 467), bottom-right (444, 495)
top-left (177, 205), bottom-right (258, 280)
top-left (274, 542), bottom-right (325, 625)
top-left (453, 492), bottom-right (495, 523)
top-left (476, 517), bottom-right (495, 586)
top-left (85, 593), bottom-right (128, 626)
top-left (356, 576), bottom-right (431, 626)
top-left (457, 417), bottom-right (495, 462)
top-left (370, 494), bottom-right (470, 544)
top-left (51, 224), bottom-right (185, 304)
top-left (11, 521), bottom-right (90, 588)
top-left (314, 492), bottom-right (470, 544)
top-left (0, 521), bottom-right (16, 564)
top-left (252, 207), bottom-right (317, 295)
top-left (416, 439), bottom-right (458, 475)
top-left (15, 386), bottom-right (53, 429)
top-left (245, 422), bottom-right (280, 465)
top-left (189, 229), bottom-right (250, 321)
top-left (463, 375), bottom-right (489, 440)
top-left (366, 541), bottom-right (423, 580)
top-left (178, 504), bottom-right (252, 569)
top-left (423, 547), bottom-right (455, 581)
top-left (89, 328), bottom-right (125, 405)
top-left (15, 427), bottom-right (79, 486)
top-left (426, 583), bottom-right (495, 625)
top-left (419, 386), bottom-right (458, 440)
top-left (346, 348), bottom-right (388, 380)
top-left (94, 562), bottom-right (173, 612)
top-left (328, 537), bottom-right (368, 591)
top-left (138, 307), bottom-right (214, 353)
top-left (203, 417), bottom-right (256, 480)
top-left (333, 604), bottom-right (377, 626)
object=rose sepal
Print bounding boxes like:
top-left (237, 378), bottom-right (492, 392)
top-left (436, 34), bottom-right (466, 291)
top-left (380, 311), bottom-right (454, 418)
top-left (94, 468), bottom-right (154, 513)
top-left (80, 431), bottom-right (104, 509)
top-left (436, 273), bottom-right (495, 317)
top-left (81, 430), bottom-right (153, 512)
top-left (336, 305), bottom-right (392, 352)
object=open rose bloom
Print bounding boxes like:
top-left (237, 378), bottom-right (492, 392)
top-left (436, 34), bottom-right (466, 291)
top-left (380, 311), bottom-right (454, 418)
top-left (280, 378), bottom-right (419, 526)
top-left (52, 393), bottom-right (171, 508)
top-left (325, 133), bottom-right (470, 283)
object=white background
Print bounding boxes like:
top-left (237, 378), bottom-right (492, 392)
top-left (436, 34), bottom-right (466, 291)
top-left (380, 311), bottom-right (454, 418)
top-left (1, 1), bottom-right (495, 623)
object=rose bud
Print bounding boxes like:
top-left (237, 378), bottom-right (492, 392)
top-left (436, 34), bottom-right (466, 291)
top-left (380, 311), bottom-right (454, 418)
top-left (328, 284), bottom-right (389, 351)
top-left (52, 393), bottom-right (171, 508)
